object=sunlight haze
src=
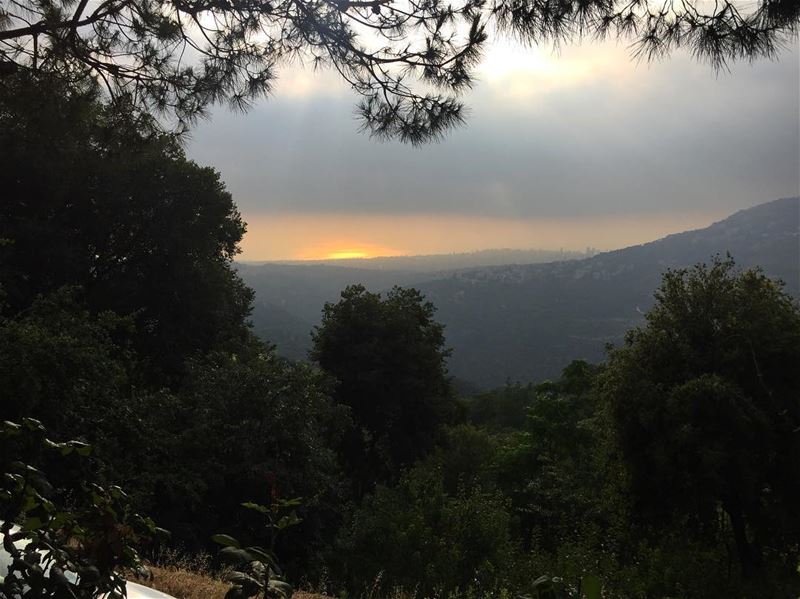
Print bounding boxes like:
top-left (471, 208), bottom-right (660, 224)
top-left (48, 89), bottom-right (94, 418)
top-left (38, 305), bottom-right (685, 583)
top-left (188, 38), bottom-right (799, 260)
top-left (240, 210), bottom-right (730, 260)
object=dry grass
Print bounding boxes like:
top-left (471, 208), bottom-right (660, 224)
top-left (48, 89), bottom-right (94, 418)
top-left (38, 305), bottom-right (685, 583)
top-left (133, 548), bottom-right (228, 599)
top-left (133, 547), bottom-right (331, 599)
top-left (141, 563), bottom-right (230, 599)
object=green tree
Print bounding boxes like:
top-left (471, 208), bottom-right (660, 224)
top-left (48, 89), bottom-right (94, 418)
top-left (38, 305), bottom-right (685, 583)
top-left (0, 0), bottom-right (795, 142)
top-left (311, 284), bottom-right (458, 491)
top-left (0, 290), bottom-right (134, 437)
top-left (336, 460), bottom-right (518, 595)
top-left (0, 72), bottom-right (253, 380)
top-left (167, 353), bottom-right (348, 562)
top-left (493, 361), bottom-right (603, 553)
top-left (600, 256), bottom-right (800, 583)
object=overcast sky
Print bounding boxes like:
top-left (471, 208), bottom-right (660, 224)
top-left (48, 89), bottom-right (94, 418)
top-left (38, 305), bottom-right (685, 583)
top-left (186, 38), bottom-right (800, 260)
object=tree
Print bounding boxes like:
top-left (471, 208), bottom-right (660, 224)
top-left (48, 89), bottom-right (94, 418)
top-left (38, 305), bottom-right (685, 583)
top-left (600, 256), bottom-right (800, 582)
top-left (311, 284), bottom-right (458, 490)
top-left (0, 289), bottom-right (134, 438)
top-left (0, 71), bottom-right (253, 379)
top-left (153, 351), bottom-right (349, 570)
top-left (0, 0), bottom-right (796, 143)
top-left (336, 460), bottom-right (518, 595)
top-left (492, 361), bottom-right (604, 553)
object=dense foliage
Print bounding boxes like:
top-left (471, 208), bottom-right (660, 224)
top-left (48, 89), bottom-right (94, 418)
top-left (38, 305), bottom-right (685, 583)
top-left (0, 72), bottom-right (347, 574)
top-left (601, 257), bottom-right (800, 582)
top-left (0, 72), bottom-right (253, 381)
top-left (312, 285), bottom-right (459, 492)
top-left (0, 419), bottom-right (161, 598)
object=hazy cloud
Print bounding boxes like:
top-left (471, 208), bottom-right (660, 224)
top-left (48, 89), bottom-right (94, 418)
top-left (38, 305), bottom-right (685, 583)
top-left (187, 39), bottom-right (800, 222)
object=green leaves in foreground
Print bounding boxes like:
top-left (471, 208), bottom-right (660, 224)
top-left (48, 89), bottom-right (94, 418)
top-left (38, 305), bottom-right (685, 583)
top-left (215, 499), bottom-right (302, 599)
top-left (0, 418), bottom-right (164, 599)
top-left (524, 574), bottom-right (602, 599)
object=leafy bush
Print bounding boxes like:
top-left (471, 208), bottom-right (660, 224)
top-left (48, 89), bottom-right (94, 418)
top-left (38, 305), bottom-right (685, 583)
top-left (0, 418), bottom-right (162, 598)
top-left (336, 460), bottom-right (518, 596)
top-left (214, 500), bottom-right (301, 599)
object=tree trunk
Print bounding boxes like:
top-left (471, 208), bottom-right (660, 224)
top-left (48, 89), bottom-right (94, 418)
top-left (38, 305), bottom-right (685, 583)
top-left (724, 499), bottom-right (761, 578)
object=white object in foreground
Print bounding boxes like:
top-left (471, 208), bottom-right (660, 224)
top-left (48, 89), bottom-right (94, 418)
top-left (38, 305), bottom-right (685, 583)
top-left (0, 523), bottom-right (178, 599)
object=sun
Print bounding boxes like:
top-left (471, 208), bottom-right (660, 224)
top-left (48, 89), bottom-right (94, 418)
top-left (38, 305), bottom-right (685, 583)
top-left (295, 240), bottom-right (405, 261)
top-left (326, 250), bottom-right (369, 260)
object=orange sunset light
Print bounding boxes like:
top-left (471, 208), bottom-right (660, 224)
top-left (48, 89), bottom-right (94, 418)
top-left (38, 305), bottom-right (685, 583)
top-left (326, 250), bottom-right (369, 260)
top-left (293, 240), bottom-right (406, 261)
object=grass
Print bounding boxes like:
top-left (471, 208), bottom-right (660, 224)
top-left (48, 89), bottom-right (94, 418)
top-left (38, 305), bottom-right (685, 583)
top-left (133, 547), bottom-right (331, 599)
top-left (142, 563), bottom-right (230, 599)
top-left (134, 548), bottom-right (228, 599)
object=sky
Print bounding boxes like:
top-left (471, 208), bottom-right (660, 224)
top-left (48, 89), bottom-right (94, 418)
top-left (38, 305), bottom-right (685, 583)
top-left (186, 36), bottom-right (800, 261)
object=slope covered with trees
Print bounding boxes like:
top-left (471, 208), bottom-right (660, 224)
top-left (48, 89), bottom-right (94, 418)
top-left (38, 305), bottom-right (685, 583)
top-left (419, 197), bottom-right (800, 386)
top-left (243, 197), bottom-right (800, 387)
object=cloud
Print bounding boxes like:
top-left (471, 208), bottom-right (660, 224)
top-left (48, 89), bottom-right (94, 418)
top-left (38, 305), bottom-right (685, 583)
top-left (186, 38), bottom-right (799, 224)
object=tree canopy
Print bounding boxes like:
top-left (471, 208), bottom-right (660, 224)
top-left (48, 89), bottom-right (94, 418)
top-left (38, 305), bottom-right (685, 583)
top-left (311, 284), bottom-right (458, 490)
top-left (600, 256), bottom-right (800, 579)
top-left (0, 72), bottom-right (253, 379)
top-left (0, 0), bottom-right (796, 142)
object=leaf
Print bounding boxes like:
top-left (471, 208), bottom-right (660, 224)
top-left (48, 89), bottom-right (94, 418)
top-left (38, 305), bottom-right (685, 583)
top-left (21, 418), bottom-right (45, 432)
top-left (581, 575), bottom-right (601, 599)
top-left (240, 502), bottom-right (270, 514)
top-left (244, 547), bottom-right (276, 566)
top-left (212, 534), bottom-right (241, 548)
top-left (224, 587), bottom-right (248, 599)
top-left (77, 565), bottom-right (100, 583)
top-left (22, 517), bottom-right (44, 531)
top-left (225, 572), bottom-right (263, 589)
top-left (49, 566), bottom-right (72, 587)
top-left (277, 497), bottom-right (302, 508)
top-left (72, 442), bottom-right (93, 456)
top-left (268, 579), bottom-right (293, 599)
top-left (2, 421), bottom-right (22, 435)
top-left (276, 512), bottom-right (302, 530)
top-left (532, 575), bottom-right (551, 588)
top-left (219, 547), bottom-right (252, 565)
top-left (44, 439), bottom-right (70, 454)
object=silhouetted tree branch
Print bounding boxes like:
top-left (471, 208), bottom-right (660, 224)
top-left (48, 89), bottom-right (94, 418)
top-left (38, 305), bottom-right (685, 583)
top-left (0, 0), bottom-right (796, 142)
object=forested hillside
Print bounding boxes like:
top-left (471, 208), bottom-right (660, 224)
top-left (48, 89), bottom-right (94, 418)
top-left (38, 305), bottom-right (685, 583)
top-left (244, 197), bottom-right (800, 386)
top-left (420, 197), bottom-right (800, 386)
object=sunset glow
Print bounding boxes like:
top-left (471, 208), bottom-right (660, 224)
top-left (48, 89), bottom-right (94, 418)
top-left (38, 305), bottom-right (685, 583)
top-left (239, 211), bottom-right (730, 261)
top-left (292, 241), bottom-right (405, 261)
top-left (326, 250), bottom-right (369, 260)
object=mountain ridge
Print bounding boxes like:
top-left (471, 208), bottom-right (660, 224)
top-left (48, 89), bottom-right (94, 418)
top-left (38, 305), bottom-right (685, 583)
top-left (243, 247), bottom-right (596, 272)
top-left (241, 197), bottom-right (799, 388)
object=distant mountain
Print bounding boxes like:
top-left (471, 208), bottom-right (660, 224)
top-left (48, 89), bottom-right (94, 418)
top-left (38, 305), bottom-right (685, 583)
top-left (417, 197), bottom-right (799, 387)
top-left (238, 248), bottom-right (588, 358)
top-left (241, 197), bottom-right (799, 388)
top-left (250, 248), bottom-right (596, 272)
top-left (239, 263), bottom-right (426, 323)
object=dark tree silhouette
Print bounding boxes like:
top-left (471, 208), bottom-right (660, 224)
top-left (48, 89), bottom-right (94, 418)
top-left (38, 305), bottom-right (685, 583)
top-left (600, 256), bottom-right (800, 579)
top-left (0, 0), bottom-right (796, 142)
top-left (311, 285), bottom-right (458, 491)
top-left (0, 73), bottom-right (253, 379)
